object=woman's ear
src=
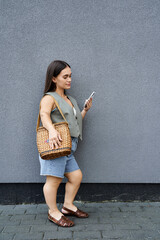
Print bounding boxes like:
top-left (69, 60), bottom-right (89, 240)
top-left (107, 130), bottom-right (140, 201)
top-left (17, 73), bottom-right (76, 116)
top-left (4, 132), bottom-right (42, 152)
top-left (52, 77), bottom-right (56, 83)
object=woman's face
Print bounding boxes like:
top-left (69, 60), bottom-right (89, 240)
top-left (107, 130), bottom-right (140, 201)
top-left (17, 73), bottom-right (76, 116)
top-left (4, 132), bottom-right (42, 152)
top-left (52, 66), bottom-right (72, 90)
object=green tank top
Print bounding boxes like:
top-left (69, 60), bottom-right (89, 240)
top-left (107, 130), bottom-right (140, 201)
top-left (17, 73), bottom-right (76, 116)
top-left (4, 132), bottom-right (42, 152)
top-left (44, 91), bottom-right (83, 141)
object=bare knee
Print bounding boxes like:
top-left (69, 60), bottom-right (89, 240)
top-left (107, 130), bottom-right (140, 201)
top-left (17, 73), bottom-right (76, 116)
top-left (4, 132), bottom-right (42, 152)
top-left (43, 175), bottom-right (62, 191)
top-left (65, 169), bottom-right (83, 185)
top-left (77, 170), bottom-right (83, 182)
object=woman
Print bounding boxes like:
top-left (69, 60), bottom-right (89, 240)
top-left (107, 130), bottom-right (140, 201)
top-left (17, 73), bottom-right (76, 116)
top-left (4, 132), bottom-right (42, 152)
top-left (39, 60), bottom-right (92, 227)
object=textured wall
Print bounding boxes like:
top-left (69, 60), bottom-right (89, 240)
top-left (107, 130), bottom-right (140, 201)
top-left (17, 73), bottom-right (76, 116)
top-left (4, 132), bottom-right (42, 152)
top-left (1, 0), bottom-right (160, 183)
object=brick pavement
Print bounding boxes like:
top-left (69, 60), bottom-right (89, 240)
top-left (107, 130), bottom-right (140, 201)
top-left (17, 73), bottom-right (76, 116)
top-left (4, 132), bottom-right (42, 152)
top-left (0, 201), bottom-right (160, 240)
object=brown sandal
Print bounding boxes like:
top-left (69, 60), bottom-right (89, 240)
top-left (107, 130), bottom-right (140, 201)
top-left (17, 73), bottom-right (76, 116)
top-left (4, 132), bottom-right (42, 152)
top-left (48, 212), bottom-right (74, 227)
top-left (61, 206), bottom-right (89, 218)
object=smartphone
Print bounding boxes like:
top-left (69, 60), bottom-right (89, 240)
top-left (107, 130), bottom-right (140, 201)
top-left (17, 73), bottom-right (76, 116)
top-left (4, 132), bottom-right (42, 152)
top-left (84, 91), bottom-right (96, 108)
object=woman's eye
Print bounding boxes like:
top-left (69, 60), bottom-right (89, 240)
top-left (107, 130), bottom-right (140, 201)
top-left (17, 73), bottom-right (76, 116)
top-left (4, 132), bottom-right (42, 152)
top-left (64, 76), bottom-right (71, 79)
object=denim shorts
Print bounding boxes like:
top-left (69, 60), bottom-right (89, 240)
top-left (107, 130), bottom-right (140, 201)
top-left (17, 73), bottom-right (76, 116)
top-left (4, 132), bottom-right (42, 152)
top-left (38, 137), bottom-right (80, 178)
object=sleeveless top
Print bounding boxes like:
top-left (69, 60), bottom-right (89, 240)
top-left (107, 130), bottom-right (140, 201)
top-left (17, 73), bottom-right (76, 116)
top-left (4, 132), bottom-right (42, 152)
top-left (44, 91), bottom-right (83, 141)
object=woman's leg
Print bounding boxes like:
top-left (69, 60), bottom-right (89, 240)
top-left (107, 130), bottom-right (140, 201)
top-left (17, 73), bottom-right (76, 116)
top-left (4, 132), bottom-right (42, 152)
top-left (43, 175), bottom-right (63, 220)
top-left (62, 169), bottom-right (83, 212)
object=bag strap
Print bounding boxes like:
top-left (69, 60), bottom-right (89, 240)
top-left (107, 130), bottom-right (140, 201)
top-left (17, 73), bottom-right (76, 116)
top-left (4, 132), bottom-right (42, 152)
top-left (36, 94), bottom-right (68, 132)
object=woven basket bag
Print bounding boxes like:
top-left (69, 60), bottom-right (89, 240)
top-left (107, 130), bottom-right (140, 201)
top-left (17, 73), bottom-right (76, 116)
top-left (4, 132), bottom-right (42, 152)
top-left (36, 95), bottom-right (72, 160)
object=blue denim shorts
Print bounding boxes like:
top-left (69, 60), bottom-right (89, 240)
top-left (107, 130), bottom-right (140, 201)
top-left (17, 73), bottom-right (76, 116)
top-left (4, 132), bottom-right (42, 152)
top-left (38, 137), bottom-right (80, 178)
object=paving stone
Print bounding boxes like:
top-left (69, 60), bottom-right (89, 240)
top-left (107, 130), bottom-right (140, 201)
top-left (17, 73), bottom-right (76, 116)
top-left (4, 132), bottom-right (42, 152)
top-left (102, 229), bottom-right (132, 239)
top-left (85, 206), bottom-right (121, 213)
top-left (30, 224), bottom-right (57, 232)
top-left (110, 211), bottom-right (137, 218)
top-left (10, 214), bottom-right (36, 220)
top-left (84, 201), bottom-right (124, 207)
top-left (130, 229), bottom-right (160, 239)
top-left (150, 216), bottom-right (160, 223)
top-left (84, 203), bottom-right (120, 209)
top-left (45, 218), bottom-right (57, 226)
top-left (149, 202), bottom-right (160, 206)
top-left (74, 239), bottom-right (100, 240)
top-left (122, 216), bottom-right (153, 224)
top-left (0, 226), bottom-right (4, 233)
top-left (85, 223), bottom-right (113, 231)
top-left (99, 216), bottom-right (129, 224)
top-left (36, 203), bottom-right (46, 208)
top-left (59, 201), bottom-right (85, 208)
top-left (71, 216), bottom-right (99, 224)
top-left (2, 225), bottom-right (30, 233)
top-left (13, 232), bottom-right (43, 240)
top-left (0, 232), bottom-right (15, 240)
top-left (35, 213), bottom-right (48, 220)
top-left (0, 216), bottom-right (11, 223)
top-left (75, 201), bottom-right (98, 207)
top-left (14, 204), bottom-right (38, 209)
top-left (43, 230), bottom-right (72, 239)
top-left (20, 218), bottom-right (47, 225)
top-left (36, 204), bottom-right (48, 210)
top-left (113, 223), bottom-right (141, 230)
top-left (1, 209), bottom-right (26, 216)
top-left (57, 224), bottom-right (86, 231)
top-left (126, 202), bottom-right (151, 206)
top-left (73, 230), bottom-right (101, 239)
top-left (119, 206), bottom-right (144, 212)
top-left (0, 205), bottom-right (15, 210)
top-left (138, 222), bottom-right (160, 230)
top-left (103, 237), bottom-right (130, 240)
top-left (25, 208), bottom-right (39, 214)
top-left (32, 204), bottom-right (63, 215)
top-left (80, 211), bottom-right (104, 218)
top-left (24, 205), bottom-right (39, 215)
top-left (45, 218), bottom-right (87, 229)
top-left (1, 220), bottom-right (21, 226)
top-left (1, 202), bottom-right (160, 240)
top-left (82, 208), bottom-right (100, 214)
top-left (140, 208), bottom-right (160, 215)
top-left (136, 211), bottom-right (160, 218)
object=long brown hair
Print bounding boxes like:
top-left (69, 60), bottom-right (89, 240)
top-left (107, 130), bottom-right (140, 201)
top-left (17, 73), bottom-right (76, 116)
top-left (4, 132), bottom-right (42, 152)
top-left (43, 60), bottom-right (71, 96)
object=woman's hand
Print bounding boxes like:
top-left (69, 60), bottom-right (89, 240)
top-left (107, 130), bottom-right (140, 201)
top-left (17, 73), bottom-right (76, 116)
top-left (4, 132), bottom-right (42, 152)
top-left (84, 97), bottom-right (93, 112)
top-left (49, 129), bottom-right (63, 150)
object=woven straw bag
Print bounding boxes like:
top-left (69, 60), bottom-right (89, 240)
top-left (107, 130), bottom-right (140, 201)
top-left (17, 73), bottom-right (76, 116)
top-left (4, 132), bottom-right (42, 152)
top-left (36, 95), bottom-right (72, 160)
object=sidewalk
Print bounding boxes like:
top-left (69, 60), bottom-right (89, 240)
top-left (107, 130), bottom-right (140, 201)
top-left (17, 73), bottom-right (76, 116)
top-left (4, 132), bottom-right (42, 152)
top-left (0, 201), bottom-right (160, 240)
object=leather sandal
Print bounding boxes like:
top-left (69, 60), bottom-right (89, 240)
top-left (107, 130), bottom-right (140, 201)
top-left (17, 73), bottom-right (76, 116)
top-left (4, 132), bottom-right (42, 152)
top-left (48, 212), bottom-right (74, 227)
top-left (61, 206), bottom-right (89, 218)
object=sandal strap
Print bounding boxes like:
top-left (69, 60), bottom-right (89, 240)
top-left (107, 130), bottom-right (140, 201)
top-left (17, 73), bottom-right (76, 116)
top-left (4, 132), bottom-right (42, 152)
top-left (58, 215), bottom-right (73, 226)
top-left (62, 205), bottom-right (78, 214)
top-left (48, 213), bottom-right (74, 226)
top-left (62, 206), bottom-right (89, 217)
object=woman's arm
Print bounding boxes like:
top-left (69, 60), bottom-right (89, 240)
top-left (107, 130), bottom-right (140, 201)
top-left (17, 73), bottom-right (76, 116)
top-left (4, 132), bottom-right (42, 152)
top-left (40, 95), bottom-right (56, 131)
top-left (81, 98), bottom-right (92, 119)
top-left (81, 109), bottom-right (88, 119)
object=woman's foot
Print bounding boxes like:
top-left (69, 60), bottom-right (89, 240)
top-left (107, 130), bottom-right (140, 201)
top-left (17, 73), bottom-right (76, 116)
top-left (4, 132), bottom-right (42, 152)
top-left (61, 204), bottom-right (77, 214)
top-left (48, 209), bottom-right (64, 221)
top-left (61, 204), bottom-right (89, 218)
top-left (48, 209), bottom-right (74, 227)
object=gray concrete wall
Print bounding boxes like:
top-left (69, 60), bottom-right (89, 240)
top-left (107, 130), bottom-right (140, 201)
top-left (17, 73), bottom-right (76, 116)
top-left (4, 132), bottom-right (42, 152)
top-left (1, 0), bottom-right (160, 183)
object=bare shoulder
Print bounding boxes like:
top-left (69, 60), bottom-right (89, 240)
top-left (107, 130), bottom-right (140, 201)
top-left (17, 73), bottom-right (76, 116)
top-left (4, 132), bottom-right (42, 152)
top-left (40, 94), bottom-right (56, 114)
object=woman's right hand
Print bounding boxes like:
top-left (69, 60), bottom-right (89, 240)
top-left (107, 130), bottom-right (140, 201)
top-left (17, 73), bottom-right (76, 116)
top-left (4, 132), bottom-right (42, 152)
top-left (49, 129), bottom-right (63, 150)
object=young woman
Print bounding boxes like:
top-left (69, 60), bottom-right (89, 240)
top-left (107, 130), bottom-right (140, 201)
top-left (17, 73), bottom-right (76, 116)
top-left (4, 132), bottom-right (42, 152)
top-left (39, 60), bottom-right (92, 227)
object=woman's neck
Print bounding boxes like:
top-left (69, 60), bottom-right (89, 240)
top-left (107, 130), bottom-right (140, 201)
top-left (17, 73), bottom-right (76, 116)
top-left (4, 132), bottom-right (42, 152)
top-left (55, 88), bottom-right (67, 98)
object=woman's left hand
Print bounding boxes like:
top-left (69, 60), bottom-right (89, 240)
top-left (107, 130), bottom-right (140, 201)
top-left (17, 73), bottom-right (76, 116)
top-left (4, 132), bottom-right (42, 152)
top-left (84, 98), bottom-right (93, 112)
